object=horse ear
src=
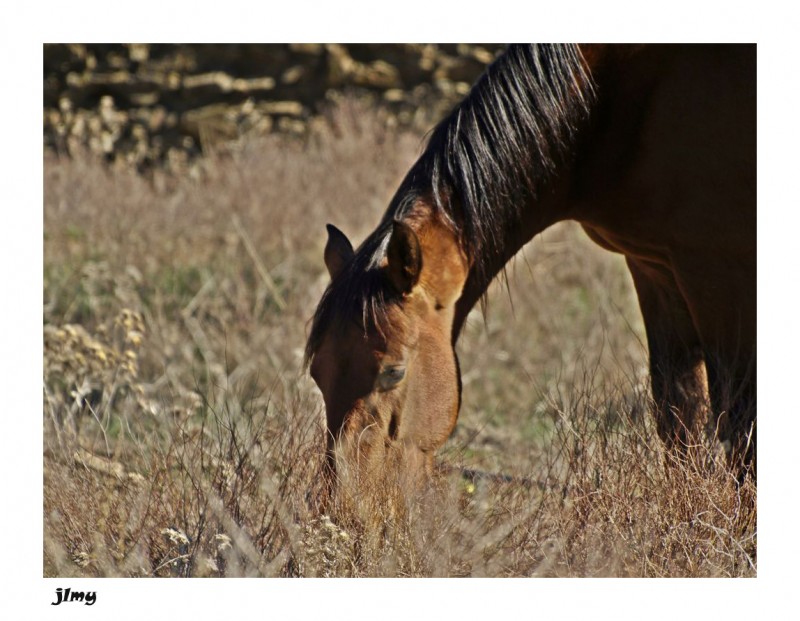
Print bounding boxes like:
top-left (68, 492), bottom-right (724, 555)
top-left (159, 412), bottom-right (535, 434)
top-left (386, 219), bottom-right (422, 294)
top-left (324, 224), bottom-right (354, 280)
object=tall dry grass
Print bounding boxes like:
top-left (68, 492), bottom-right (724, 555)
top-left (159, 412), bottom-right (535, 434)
top-left (43, 99), bottom-right (755, 577)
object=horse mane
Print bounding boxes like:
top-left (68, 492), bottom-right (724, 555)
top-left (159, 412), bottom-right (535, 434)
top-left (306, 44), bottom-right (595, 363)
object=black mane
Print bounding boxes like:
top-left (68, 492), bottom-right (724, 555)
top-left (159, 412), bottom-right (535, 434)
top-left (306, 44), bottom-right (594, 363)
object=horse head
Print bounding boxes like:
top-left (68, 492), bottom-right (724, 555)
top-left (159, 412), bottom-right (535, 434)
top-left (306, 206), bottom-right (468, 493)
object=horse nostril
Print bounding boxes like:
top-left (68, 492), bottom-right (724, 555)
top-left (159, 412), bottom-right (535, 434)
top-left (388, 413), bottom-right (399, 440)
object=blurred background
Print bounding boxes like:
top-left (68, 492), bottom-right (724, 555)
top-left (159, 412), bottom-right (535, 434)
top-left (44, 43), bottom-right (506, 173)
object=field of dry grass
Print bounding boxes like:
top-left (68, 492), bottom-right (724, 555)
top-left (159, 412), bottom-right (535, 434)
top-left (43, 100), bottom-right (755, 578)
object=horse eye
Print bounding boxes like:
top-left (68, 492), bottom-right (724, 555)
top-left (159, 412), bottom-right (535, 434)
top-left (376, 366), bottom-right (405, 391)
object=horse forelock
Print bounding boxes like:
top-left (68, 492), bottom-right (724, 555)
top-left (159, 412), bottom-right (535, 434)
top-left (305, 224), bottom-right (399, 366)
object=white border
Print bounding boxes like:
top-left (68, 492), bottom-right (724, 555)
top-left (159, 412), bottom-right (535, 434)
top-left (4, 1), bottom-right (797, 619)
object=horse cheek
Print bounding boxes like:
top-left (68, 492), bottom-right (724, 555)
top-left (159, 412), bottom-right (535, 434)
top-left (413, 342), bottom-right (460, 450)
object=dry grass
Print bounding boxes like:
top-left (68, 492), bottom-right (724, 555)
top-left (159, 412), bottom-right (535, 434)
top-left (43, 99), bottom-right (755, 578)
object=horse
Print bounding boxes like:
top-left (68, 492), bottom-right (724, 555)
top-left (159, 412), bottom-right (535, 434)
top-left (305, 44), bottom-right (756, 492)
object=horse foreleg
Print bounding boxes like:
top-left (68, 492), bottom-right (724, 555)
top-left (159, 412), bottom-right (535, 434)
top-left (703, 353), bottom-right (756, 477)
top-left (626, 258), bottom-right (710, 453)
top-left (670, 258), bottom-right (756, 479)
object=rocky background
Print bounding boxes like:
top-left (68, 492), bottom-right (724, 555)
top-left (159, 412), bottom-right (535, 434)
top-left (44, 43), bottom-right (506, 173)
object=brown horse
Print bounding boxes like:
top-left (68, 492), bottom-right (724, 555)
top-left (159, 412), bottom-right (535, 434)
top-left (306, 44), bottom-right (756, 490)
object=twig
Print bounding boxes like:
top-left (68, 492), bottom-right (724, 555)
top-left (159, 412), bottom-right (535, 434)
top-left (152, 554), bottom-right (191, 575)
top-left (232, 214), bottom-right (286, 311)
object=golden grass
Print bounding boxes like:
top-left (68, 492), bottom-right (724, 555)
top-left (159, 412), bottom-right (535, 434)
top-left (43, 99), bottom-right (755, 577)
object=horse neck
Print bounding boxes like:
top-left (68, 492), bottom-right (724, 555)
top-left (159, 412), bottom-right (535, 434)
top-left (450, 174), bottom-right (573, 341)
top-left (390, 44), bottom-right (609, 340)
top-left (446, 46), bottom-right (643, 340)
